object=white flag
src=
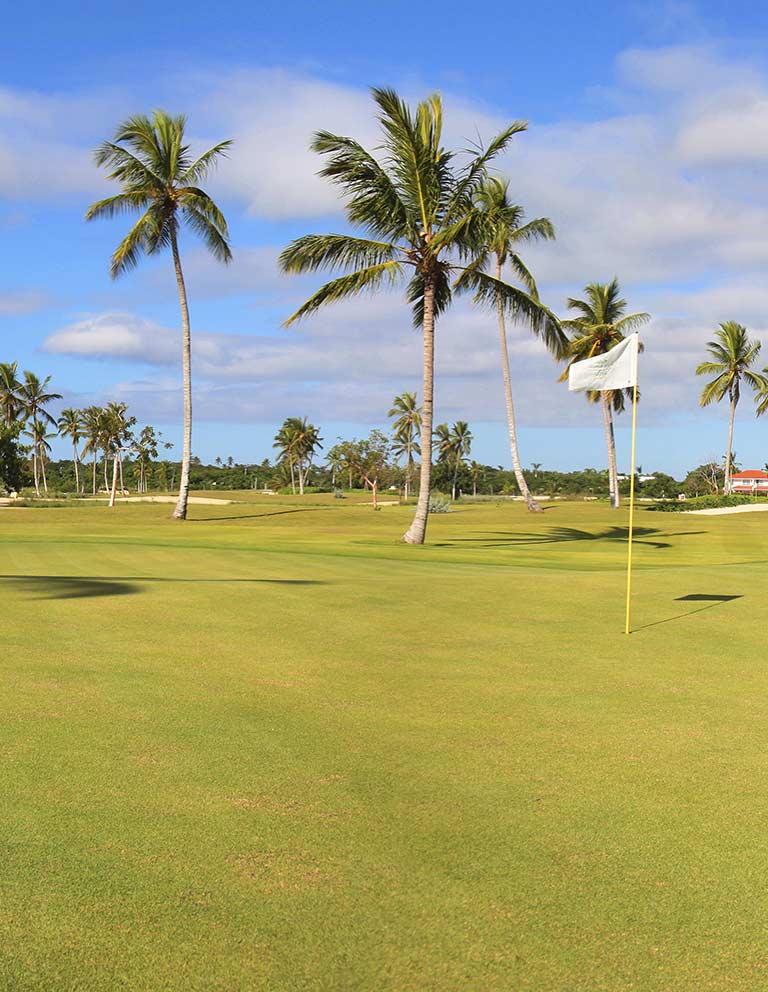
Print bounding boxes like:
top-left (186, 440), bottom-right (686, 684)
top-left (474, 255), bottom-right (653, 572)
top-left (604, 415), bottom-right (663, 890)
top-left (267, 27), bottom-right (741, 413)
top-left (568, 333), bottom-right (639, 392)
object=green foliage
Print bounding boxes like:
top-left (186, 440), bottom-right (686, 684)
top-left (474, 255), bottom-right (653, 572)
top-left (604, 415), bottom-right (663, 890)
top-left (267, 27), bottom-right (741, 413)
top-left (649, 493), bottom-right (763, 512)
top-left (428, 493), bottom-right (451, 513)
top-left (86, 111), bottom-right (232, 277)
top-left (0, 422), bottom-right (26, 492)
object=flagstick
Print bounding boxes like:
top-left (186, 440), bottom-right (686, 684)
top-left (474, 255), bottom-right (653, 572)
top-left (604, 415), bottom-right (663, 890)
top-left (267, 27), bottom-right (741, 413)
top-left (624, 380), bottom-right (639, 634)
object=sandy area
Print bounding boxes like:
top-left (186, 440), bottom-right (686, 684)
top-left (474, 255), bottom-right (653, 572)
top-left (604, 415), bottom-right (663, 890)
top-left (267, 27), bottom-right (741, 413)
top-left (686, 504), bottom-right (768, 515)
top-left (95, 495), bottom-right (236, 505)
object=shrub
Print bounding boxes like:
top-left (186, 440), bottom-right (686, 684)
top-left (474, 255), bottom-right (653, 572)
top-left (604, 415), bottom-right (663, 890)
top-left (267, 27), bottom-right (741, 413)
top-left (333, 490), bottom-right (346, 499)
top-left (648, 494), bottom-right (763, 512)
top-left (428, 494), bottom-right (451, 514)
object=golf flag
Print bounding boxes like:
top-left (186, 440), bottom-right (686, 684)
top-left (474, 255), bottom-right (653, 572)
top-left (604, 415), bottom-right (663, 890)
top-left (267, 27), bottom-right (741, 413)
top-left (568, 333), bottom-right (639, 392)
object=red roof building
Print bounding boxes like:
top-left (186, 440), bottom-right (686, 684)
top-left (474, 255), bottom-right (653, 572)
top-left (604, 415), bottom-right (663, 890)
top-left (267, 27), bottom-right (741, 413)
top-left (730, 470), bottom-right (768, 494)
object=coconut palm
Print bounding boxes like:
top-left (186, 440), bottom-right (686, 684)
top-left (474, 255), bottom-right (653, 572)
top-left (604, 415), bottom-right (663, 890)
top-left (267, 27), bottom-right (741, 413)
top-left (292, 418), bottom-right (323, 495)
top-left (25, 420), bottom-right (54, 495)
top-left (560, 280), bottom-right (649, 508)
top-left (17, 372), bottom-right (61, 496)
top-left (279, 87), bottom-right (559, 544)
top-left (448, 421), bottom-right (473, 500)
top-left (388, 392), bottom-right (422, 500)
top-left (470, 177), bottom-right (563, 512)
top-left (273, 419), bottom-right (300, 494)
top-left (103, 402), bottom-right (136, 507)
top-left (57, 408), bottom-right (84, 494)
top-left (81, 406), bottom-right (108, 495)
top-left (86, 110), bottom-right (233, 520)
top-left (134, 426), bottom-right (161, 494)
top-left (0, 362), bottom-right (22, 426)
top-left (696, 322), bottom-right (767, 494)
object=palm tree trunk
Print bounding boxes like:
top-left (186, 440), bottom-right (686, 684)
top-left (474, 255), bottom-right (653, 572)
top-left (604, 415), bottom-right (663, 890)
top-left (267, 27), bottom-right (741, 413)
top-left (118, 453), bottom-right (125, 495)
top-left (103, 455), bottom-right (109, 492)
top-left (725, 392), bottom-right (737, 494)
top-left (40, 453), bottom-right (48, 495)
top-left (32, 445), bottom-right (40, 497)
top-left (171, 228), bottom-right (193, 521)
top-left (452, 460), bottom-right (458, 501)
top-left (92, 456), bottom-right (97, 496)
top-left (372, 480), bottom-right (378, 509)
top-left (72, 443), bottom-right (81, 495)
top-left (403, 278), bottom-right (436, 544)
top-left (109, 453), bottom-right (119, 508)
top-left (495, 260), bottom-right (542, 512)
top-left (404, 442), bottom-right (411, 501)
top-left (601, 392), bottom-right (620, 509)
top-left (298, 460), bottom-right (305, 496)
top-left (289, 459), bottom-right (296, 495)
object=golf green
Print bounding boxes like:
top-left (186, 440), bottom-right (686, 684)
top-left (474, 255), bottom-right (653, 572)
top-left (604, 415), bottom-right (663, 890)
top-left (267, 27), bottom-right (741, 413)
top-left (2, 497), bottom-right (767, 991)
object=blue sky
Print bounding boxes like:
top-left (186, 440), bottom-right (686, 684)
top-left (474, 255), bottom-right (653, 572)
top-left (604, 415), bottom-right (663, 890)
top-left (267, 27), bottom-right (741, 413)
top-left (3, 0), bottom-right (768, 475)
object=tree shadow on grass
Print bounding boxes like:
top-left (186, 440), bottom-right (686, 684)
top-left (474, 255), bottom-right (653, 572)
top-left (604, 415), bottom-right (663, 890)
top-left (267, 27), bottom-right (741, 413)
top-left (434, 525), bottom-right (707, 551)
top-left (634, 594), bottom-right (743, 631)
top-left (192, 507), bottom-right (334, 523)
top-left (0, 575), bottom-right (324, 601)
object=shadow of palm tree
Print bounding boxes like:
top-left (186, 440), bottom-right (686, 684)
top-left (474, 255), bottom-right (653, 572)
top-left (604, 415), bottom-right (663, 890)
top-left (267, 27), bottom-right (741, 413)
top-left (435, 525), bottom-right (707, 550)
top-left (0, 575), bottom-right (324, 600)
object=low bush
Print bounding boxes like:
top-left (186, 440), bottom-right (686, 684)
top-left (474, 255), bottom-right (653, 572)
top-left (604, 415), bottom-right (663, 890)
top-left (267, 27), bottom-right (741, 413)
top-left (648, 494), bottom-right (764, 512)
top-left (428, 494), bottom-right (451, 514)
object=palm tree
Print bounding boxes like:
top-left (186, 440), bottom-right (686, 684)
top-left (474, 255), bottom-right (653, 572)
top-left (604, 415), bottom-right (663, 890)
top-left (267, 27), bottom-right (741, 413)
top-left (134, 426), bottom-right (161, 494)
top-left (81, 406), bottom-right (108, 495)
top-left (471, 177), bottom-right (563, 512)
top-left (292, 418), bottom-right (323, 495)
top-left (560, 280), bottom-right (649, 508)
top-left (696, 322), bottom-right (767, 494)
top-left (25, 420), bottom-right (54, 495)
top-left (469, 460), bottom-right (483, 496)
top-left (86, 110), bottom-right (233, 520)
top-left (279, 88), bottom-right (559, 544)
top-left (17, 372), bottom-right (61, 496)
top-left (273, 419), bottom-right (300, 494)
top-left (103, 402), bottom-right (136, 507)
top-left (57, 408), bottom-right (83, 494)
top-left (448, 420), bottom-right (473, 500)
top-left (388, 392), bottom-right (422, 500)
top-left (0, 362), bottom-right (22, 426)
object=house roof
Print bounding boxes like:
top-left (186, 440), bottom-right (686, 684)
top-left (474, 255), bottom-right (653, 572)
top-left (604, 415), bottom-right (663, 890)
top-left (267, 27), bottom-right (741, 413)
top-left (731, 470), bottom-right (768, 479)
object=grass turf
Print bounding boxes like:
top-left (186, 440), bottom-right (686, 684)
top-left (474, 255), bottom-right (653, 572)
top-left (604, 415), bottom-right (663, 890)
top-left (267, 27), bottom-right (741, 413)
top-left (1, 497), bottom-right (767, 991)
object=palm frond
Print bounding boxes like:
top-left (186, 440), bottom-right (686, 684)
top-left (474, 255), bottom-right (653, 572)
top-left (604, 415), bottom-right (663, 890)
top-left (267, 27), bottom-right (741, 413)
top-left (279, 235), bottom-right (400, 274)
top-left (456, 269), bottom-right (567, 357)
top-left (283, 260), bottom-right (403, 325)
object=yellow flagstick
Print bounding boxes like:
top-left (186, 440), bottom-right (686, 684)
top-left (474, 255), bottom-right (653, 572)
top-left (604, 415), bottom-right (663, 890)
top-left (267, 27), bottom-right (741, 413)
top-left (624, 378), bottom-right (639, 634)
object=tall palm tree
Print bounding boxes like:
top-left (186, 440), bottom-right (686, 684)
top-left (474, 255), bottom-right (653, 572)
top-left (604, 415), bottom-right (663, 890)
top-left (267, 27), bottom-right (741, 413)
top-left (292, 418), bottom-right (323, 495)
top-left (17, 372), bottom-right (61, 496)
top-left (388, 392), bottom-right (422, 500)
top-left (471, 177), bottom-right (563, 512)
top-left (25, 420), bottom-right (54, 496)
top-left (273, 419), bottom-right (300, 494)
top-left (57, 408), bottom-right (83, 494)
top-left (0, 362), bottom-right (22, 426)
top-left (86, 110), bottom-right (233, 520)
top-left (103, 402), bottom-right (136, 507)
top-left (279, 87), bottom-right (559, 544)
top-left (560, 280), bottom-right (649, 508)
top-left (81, 406), bottom-right (108, 495)
top-left (448, 420), bottom-right (473, 500)
top-left (696, 322), bottom-right (767, 494)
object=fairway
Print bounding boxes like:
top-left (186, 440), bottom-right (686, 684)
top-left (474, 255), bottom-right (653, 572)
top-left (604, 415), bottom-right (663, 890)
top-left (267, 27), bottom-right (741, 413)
top-left (3, 498), bottom-right (768, 991)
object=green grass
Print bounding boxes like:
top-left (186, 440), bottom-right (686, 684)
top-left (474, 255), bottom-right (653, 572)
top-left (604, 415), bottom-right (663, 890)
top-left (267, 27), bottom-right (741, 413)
top-left (2, 498), bottom-right (768, 991)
